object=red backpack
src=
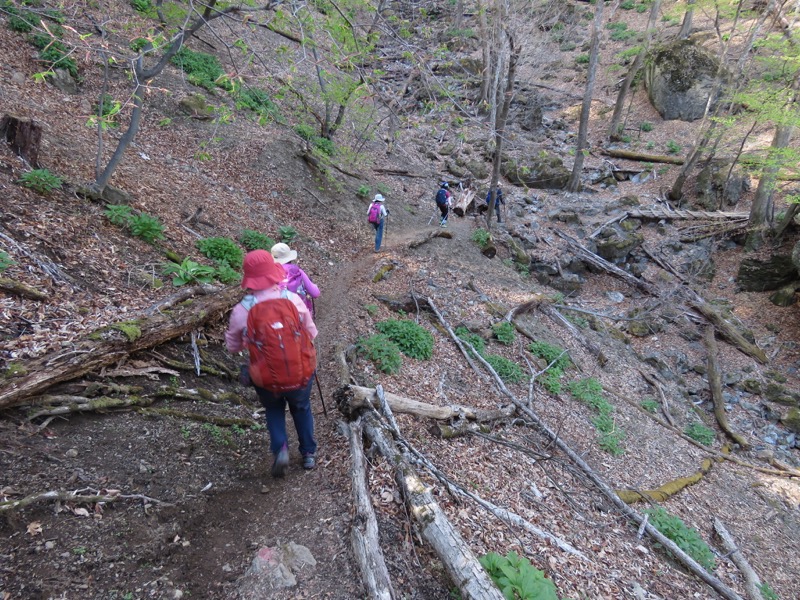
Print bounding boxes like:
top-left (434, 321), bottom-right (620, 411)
top-left (367, 202), bottom-right (381, 224)
top-left (243, 291), bottom-right (316, 392)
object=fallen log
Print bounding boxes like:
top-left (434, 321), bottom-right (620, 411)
top-left (408, 230), bottom-right (453, 249)
top-left (601, 148), bottom-right (684, 165)
top-left (627, 207), bottom-right (749, 221)
top-left (0, 286), bottom-right (241, 410)
top-left (712, 519), bottom-right (765, 600)
top-left (347, 418), bottom-right (396, 600)
top-left (704, 327), bottom-right (751, 448)
top-left (452, 189), bottom-right (476, 217)
top-left (0, 277), bottom-right (48, 301)
top-left (362, 413), bottom-right (505, 600)
top-left (616, 458), bottom-right (714, 504)
top-left (338, 384), bottom-right (514, 422)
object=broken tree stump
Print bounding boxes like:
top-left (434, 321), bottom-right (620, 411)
top-left (1, 114), bottom-right (42, 167)
top-left (452, 189), bottom-right (476, 217)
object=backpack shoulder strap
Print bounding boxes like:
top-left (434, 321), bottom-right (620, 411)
top-left (241, 294), bottom-right (258, 311)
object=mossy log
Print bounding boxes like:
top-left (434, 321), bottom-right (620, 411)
top-left (26, 395), bottom-right (157, 419)
top-left (151, 355), bottom-right (227, 377)
top-left (0, 286), bottom-right (241, 410)
top-left (0, 277), bottom-right (48, 301)
top-left (616, 458), bottom-right (714, 504)
top-left (152, 386), bottom-right (245, 405)
top-left (372, 264), bottom-right (396, 283)
top-left (601, 148), bottom-right (685, 165)
top-left (135, 408), bottom-right (258, 428)
top-left (408, 230), bottom-right (453, 249)
top-left (704, 327), bottom-right (751, 448)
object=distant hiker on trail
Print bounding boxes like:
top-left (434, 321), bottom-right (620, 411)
top-left (225, 250), bottom-right (318, 478)
top-left (435, 181), bottom-right (451, 228)
top-left (367, 193), bottom-right (389, 252)
top-left (271, 242), bottom-right (320, 317)
top-left (485, 183), bottom-right (504, 223)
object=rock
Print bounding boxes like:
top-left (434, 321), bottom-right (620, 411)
top-left (769, 282), bottom-right (799, 307)
top-left (780, 408), bottom-right (800, 433)
top-left (764, 382), bottom-right (800, 406)
top-left (595, 226), bottom-right (643, 263)
top-left (737, 254), bottom-right (797, 291)
top-left (678, 242), bottom-right (715, 281)
top-left (517, 93), bottom-right (545, 131)
top-left (236, 544), bottom-right (316, 598)
top-left (644, 38), bottom-right (729, 121)
top-left (501, 153), bottom-right (570, 189)
top-left (445, 159), bottom-right (467, 178)
top-left (465, 160), bottom-right (488, 179)
top-left (65, 448), bottom-right (78, 458)
top-left (695, 158), bottom-right (750, 210)
top-left (606, 291), bottom-right (625, 303)
top-left (48, 68), bottom-right (79, 94)
top-left (178, 94), bottom-right (215, 119)
top-left (11, 71), bottom-right (26, 85)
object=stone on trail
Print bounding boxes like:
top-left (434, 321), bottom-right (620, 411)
top-left (236, 542), bottom-right (317, 598)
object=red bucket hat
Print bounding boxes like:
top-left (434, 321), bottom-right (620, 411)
top-left (241, 250), bottom-right (285, 290)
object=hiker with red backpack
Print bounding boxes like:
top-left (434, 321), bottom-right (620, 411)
top-left (367, 193), bottom-right (389, 252)
top-left (270, 242), bottom-right (320, 317)
top-left (225, 250), bottom-right (318, 478)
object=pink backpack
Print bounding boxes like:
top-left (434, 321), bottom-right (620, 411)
top-left (367, 202), bottom-right (381, 224)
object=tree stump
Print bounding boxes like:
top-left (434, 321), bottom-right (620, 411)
top-left (0, 115), bottom-right (42, 168)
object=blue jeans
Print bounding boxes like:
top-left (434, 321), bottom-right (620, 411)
top-left (255, 377), bottom-right (317, 457)
top-left (373, 219), bottom-right (385, 251)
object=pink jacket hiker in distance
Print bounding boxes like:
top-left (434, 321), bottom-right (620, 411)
top-left (270, 243), bottom-right (320, 315)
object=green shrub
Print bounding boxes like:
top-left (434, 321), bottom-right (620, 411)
top-left (239, 229), bottom-right (276, 251)
top-left (492, 321), bottom-right (515, 345)
top-left (104, 204), bottom-right (134, 226)
top-left (294, 123), bottom-right (315, 140)
top-left (539, 370), bottom-right (562, 394)
top-left (34, 38), bottom-right (77, 78)
top-left (528, 341), bottom-right (571, 373)
top-left (471, 228), bottom-right (491, 249)
top-left (568, 378), bottom-right (625, 456)
top-left (359, 334), bottom-right (402, 374)
top-left (90, 93), bottom-right (121, 129)
top-left (758, 582), bottom-right (780, 600)
top-left (8, 12), bottom-right (35, 32)
top-left (196, 237), bottom-right (243, 269)
top-left (640, 121), bottom-right (653, 132)
top-left (568, 378), bottom-right (607, 413)
top-left (575, 53), bottom-right (590, 64)
top-left (364, 303), bottom-right (378, 316)
top-left (376, 319), bottom-right (434, 360)
top-left (279, 225), bottom-right (297, 243)
top-left (485, 354), bottom-right (526, 383)
top-left (129, 213), bottom-right (165, 243)
top-left (236, 88), bottom-right (282, 122)
top-left (643, 507), bottom-right (716, 570)
top-left (455, 326), bottom-right (486, 357)
top-left (171, 47), bottom-right (230, 91)
top-left (479, 551), bottom-right (558, 600)
top-left (129, 37), bottom-right (149, 52)
top-left (641, 398), bottom-right (659, 413)
top-left (19, 169), bottom-right (63, 194)
top-left (666, 140), bottom-right (681, 154)
top-left (213, 261), bottom-right (241, 285)
top-left (606, 21), bottom-right (638, 42)
top-left (0, 251), bottom-right (15, 273)
top-left (313, 136), bottom-right (335, 156)
top-left (131, 0), bottom-right (152, 13)
top-left (684, 422), bottom-right (715, 446)
top-left (357, 185), bottom-right (371, 198)
top-left (162, 259), bottom-right (216, 286)
top-left (620, 0), bottom-right (635, 8)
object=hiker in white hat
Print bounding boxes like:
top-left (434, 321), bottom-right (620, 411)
top-left (270, 242), bottom-right (320, 316)
top-left (367, 193), bottom-right (389, 252)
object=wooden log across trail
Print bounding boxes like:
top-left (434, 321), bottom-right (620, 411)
top-left (0, 286), bottom-right (241, 410)
top-left (626, 207), bottom-right (749, 221)
top-left (601, 148), bottom-right (684, 165)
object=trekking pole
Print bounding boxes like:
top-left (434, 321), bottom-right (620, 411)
top-left (314, 372), bottom-right (328, 417)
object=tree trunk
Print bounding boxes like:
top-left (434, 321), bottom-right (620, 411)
top-left (566, 0), bottom-right (604, 192)
top-left (704, 326), bottom-right (751, 448)
top-left (478, 1), bottom-right (492, 108)
top-left (748, 124), bottom-right (793, 236)
top-left (0, 114), bottom-right (42, 168)
top-left (0, 286), bottom-right (241, 410)
top-left (608, 0), bottom-right (661, 140)
top-left (667, 121), bottom-right (717, 202)
top-left (679, 0), bottom-right (695, 39)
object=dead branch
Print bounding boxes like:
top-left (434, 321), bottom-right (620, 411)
top-left (361, 413), bottom-right (506, 600)
top-left (408, 230), bottom-right (453, 248)
top-left (712, 518), bottom-right (765, 600)
top-left (0, 277), bottom-right (48, 301)
top-left (637, 371), bottom-right (676, 427)
top-left (26, 395), bottom-right (157, 420)
top-left (372, 168), bottom-right (427, 178)
top-left (347, 417), bottom-right (396, 599)
top-left (426, 297), bottom-right (488, 381)
top-left (0, 286), bottom-right (241, 410)
top-left (704, 327), bottom-right (751, 449)
top-left (149, 353), bottom-right (226, 377)
top-left (143, 283), bottom-right (220, 316)
top-left (0, 489), bottom-right (173, 512)
top-left (601, 148), bottom-right (685, 165)
top-left (616, 458), bottom-right (714, 503)
top-left (135, 408), bottom-right (258, 427)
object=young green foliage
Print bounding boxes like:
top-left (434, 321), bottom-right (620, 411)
top-left (358, 334), bottom-right (402, 374)
top-left (485, 354), bottom-right (526, 384)
top-left (471, 228), bottom-right (491, 249)
top-left (684, 422), bottom-right (715, 446)
top-left (236, 88), bottom-right (282, 123)
top-left (643, 507), bottom-right (717, 571)
top-left (376, 319), bottom-right (434, 360)
top-left (479, 551), bottom-right (559, 600)
top-left (492, 321), bottom-right (516, 345)
top-left (18, 169), bottom-right (63, 194)
top-left (196, 237), bottom-right (243, 269)
top-left (104, 204), bottom-right (134, 226)
top-left (455, 326), bottom-right (486, 358)
top-left (162, 259), bottom-right (216, 286)
top-left (129, 213), bottom-right (165, 243)
top-left (171, 47), bottom-right (231, 91)
top-left (568, 378), bottom-right (625, 456)
top-left (239, 229), bottom-right (276, 251)
top-left (0, 251), bottom-right (15, 273)
top-left (279, 225), bottom-right (298, 243)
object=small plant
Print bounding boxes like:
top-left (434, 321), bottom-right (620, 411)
top-left (294, 123), bottom-right (315, 140)
top-left (313, 136), bottom-right (335, 157)
top-left (131, 0), bottom-right (152, 13)
top-left (666, 140), bottom-right (681, 154)
top-left (684, 422), bottom-right (715, 446)
top-left (758, 582), bottom-right (780, 600)
top-left (0, 251), bottom-right (16, 273)
top-left (376, 319), bottom-right (434, 360)
top-left (157, 117), bottom-right (172, 127)
top-left (181, 426), bottom-right (191, 440)
top-left (471, 228), bottom-right (491, 249)
top-left (357, 185), bottom-right (371, 198)
top-left (278, 225), bottom-right (298, 243)
top-left (640, 121), bottom-right (653, 132)
top-left (485, 354), bottom-right (526, 384)
top-left (359, 334), bottom-right (402, 374)
top-left (364, 303), bottom-right (379, 316)
top-left (239, 229), bottom-right (276, 251)
top-left (479, 551), bottom-right (558, 600)
top-left (18, 169), bottom-right (63, 194)
top-left (236, 88), bottom-right (282, 123)
top-left (528, 341), bottom-right (571, 373)
top-left (88, 93), bottom-right (121, 129)
top-left (575, 53), bottom-right (590, 64)
top-left (606, 21), bottom-right (638, 42)
top-left (129, 37), bottom-right (149, 52)
top-left (213, 261), bottom-right (241, 285)
top-left (641, 398), bottom-right (659, 413)
top-left (72, 546), bottom-right (88, 556)
top-left (36, 39), bottom-right (78, 78)
top-left (104, 204), bottom-right (134, 226)
top-left (643, 507), bottom-right (716, 570)
top-left (620, 0), bottom-right (635, 8)
top-left (492, 321), bottom-right (516, 345)
top-left (171, 47), bottom-right (231, 91)
top-left (8, 10), bottom-right (35, 33)
top-left (129, 213), bottom-right (165, 243)
top-left (568, 378), bottom-right (626, 456)
top-left (646, 141), bottom-right (655, 150)
top-left (202, 423), bottom-right (230, 445)
top-left (455, 326), bottom-right (486, 358)
top-left (376, 183), bottom-right (390, 196)
top-left (162, 259), bottom-right (216, 286)
top-left (196, 237), bottom-right (243, 269)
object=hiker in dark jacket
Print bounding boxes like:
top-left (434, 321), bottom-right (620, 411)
top-left (436, 182), bottom-right (451, 228)
top-left (485, 183), bottom-right (504, 223)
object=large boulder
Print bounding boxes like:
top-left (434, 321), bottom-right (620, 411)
top-left (737, 255), bottom-right (797, 291)
top-left (694, 159), bottom-right (750, 210)
top-left (645, 39), bottom-right (728, 121)
top-left (501, 153), bottom-right (570, 189)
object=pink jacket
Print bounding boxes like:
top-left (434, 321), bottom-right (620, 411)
top-left (225, 286), bottom-right (318, 354)
top-left (281, 264), bottom-right (320, 312)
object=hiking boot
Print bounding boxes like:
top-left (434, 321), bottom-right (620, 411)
top-left (440, 222), bottom-right (448, 228)
top-left (271, 445), bottom-right (289, 478)
top-left (302, 454), bottom-right (316, 470)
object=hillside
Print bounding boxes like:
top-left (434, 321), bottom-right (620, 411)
top-left (2, 1), bottom-right (800, 599)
